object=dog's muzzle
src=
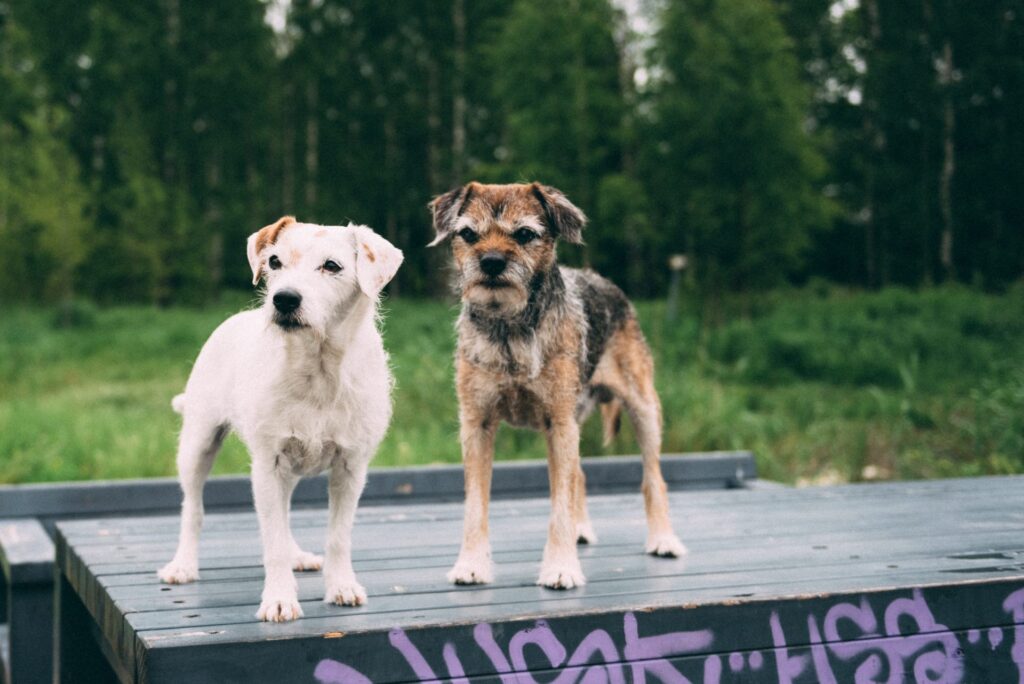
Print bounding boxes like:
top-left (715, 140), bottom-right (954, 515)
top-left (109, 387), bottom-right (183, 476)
top-left (272, 289), bottom-right (305, 329)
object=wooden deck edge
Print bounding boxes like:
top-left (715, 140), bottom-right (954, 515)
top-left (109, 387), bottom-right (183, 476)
top-left (0, 518), bottom-right (54, 584)
top-left (54, 525), bottom-right (138, 683)
top-left (0, 451), bottom-right (758, 522)
top-left (136, 577), bottom-right (1024, 683)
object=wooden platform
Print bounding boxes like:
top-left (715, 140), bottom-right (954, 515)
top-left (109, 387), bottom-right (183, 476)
top-left (56, 475), bottom-right (1024, 683)
top-left (0, 452), bottom-right (754, 683)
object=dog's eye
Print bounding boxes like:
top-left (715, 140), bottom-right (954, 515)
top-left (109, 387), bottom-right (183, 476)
top-left (322, 260), bottom-right (342, 274)
top-left (458, 228), bottom-right (479, 245)
top-left (513, 228), bottom-right (539, 245)
top-left (268, 255), bottom-right (282, 270)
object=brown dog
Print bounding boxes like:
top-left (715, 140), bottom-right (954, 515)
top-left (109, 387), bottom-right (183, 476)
top-left (428, 182), bottom-right (685, 589)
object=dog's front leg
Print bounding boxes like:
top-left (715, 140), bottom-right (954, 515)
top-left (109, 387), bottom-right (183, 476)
top-left (323, 453), bottom-right (370, 606)
top-left (447, 413), bottom-right (498, 585)
top-left (539, 416), bottom-right (586, 589)
top-left (252, 458), bottom-right (303, 622)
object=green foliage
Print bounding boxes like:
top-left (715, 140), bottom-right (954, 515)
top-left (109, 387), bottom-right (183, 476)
top-left (0, 17), bottom-right (90, 303)
top-left (591, 174), bottom-right (653, 293)
top-left (0, 0), bottom-right (1021, 302)
top-left (646, 0), bottom-right (831, 295)
top-left (1, 289), bottom-right (1021, 484)
top-left (700, 286), bottom-right (1024, 389)
top-left (90, 106), bottom-right (179, 302)
top-left (0, 108), bottom-right (91, 301)
top-left (485, 0), bottom-right (624, 200)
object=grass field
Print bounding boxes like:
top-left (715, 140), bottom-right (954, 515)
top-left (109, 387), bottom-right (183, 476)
top-left (1, 285), bottom-right (1022, 484)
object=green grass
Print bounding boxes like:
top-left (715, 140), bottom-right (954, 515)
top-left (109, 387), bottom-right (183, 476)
top-left (2, 285), bottom-right (1023, 484)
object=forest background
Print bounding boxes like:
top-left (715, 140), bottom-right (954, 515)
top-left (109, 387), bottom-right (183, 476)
top-left (1, 0), bottom-right (1021, 483)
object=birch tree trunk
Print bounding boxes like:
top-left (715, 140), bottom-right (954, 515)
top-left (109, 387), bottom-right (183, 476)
top-left (304, 79), bottom-right (319, 214)
top-left (938, 40), bottom-right (956, 281)
top-left (863, 0), bottom-right (883, 288)
top-left (451, 0), bottom-right (467, 185)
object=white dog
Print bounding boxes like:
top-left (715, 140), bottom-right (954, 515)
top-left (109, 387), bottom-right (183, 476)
top-left (157, 216), bottom-right (403, 622)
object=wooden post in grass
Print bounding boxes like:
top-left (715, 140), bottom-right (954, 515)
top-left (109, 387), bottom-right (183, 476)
top-left (666, 253), bottom-right (688, 323)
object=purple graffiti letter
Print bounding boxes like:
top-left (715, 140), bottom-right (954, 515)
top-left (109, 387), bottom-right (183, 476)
top-left (314, 660), bottom-right (373, 684)
top-left (1003, 588), bottom-right (1024, 684)
top-left (623, 611), bottom-right (713, 683)
top-left (443, 642), bottom-right (470, 684)
top-left (770, 611), bottom-right (809, 684)
top-left (389, 628), bottom-right (439, 681)
top-left (806, 614), bottom-right (838, 684)
top-left (474, 622), bottom-right (518, 684)
top-left (883, 589), bottom-right (962, 684)
top-left (822, 598), bottom-right (885, 682)
top-left (509, 621), bottom-right (567, 674)
top-left (556, 628), bottom-right (627, 684)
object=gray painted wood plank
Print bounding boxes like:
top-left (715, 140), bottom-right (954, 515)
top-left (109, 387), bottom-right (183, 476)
top-left (75, 511), bottom-right (1024, 585)
top-left (56, 486), bottom-right (1020, 553)
top-left (122, 552), bottom-right (1024, 634)
top-left (0, 517), bottom-right (55, 583)
top-left (109, 542), bottom-right (1024, 617)
top-left (56, 471), bottom-right (1024, 542)
top-left (134, 575), bottom-right (1024, 650)
top-left (102, 528), bottom-right (1024, 603)
top-left (57, 469), bottom-right (1023, 542)
top-left (65, 491), bottom-right (1021, 574)
top-left (66, 487), bottom-right (1018, 552)
top-left (103, 534), bottom-right (1024, 610)
top-left (3, 451), bottom-right (756, 522)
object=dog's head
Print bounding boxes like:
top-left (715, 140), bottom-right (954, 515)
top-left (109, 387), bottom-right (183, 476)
top-left (247, 217), bottom-right (403, 334)
top-left (427, 182), bottom-right (586, 315)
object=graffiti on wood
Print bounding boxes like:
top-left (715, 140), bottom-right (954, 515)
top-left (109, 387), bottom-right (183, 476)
top-left (314, 587), bottom-right (1024, 683)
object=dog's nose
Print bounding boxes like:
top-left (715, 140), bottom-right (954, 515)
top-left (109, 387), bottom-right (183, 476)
top-left (480, 252), bottom-right (507, 277)
top-left (273, 289), bottom-right (302, 314)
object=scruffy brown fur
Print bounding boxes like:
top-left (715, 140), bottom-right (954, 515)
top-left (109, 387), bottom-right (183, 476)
top-left (429, 182), bottom-right (685, 590)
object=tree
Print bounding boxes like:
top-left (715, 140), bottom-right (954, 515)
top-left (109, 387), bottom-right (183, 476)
top-left (646, 0), bottom-right (830, 299)
top-left (483, 0), bottom-right (628, 267)
top-left (0, 11), bottom-right (90, 303)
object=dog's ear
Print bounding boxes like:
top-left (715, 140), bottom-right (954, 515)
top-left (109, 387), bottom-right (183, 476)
top-left (427, 183), bottom-right (475, 247)
top-left (350, 224), bottom-right (404, 297)
top-left (530, 183), bottom-right (587, 245)
top-left (246, 216), bottom-right (296, 285)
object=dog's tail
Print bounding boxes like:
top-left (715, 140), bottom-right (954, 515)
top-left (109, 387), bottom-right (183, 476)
top-left (171, 394), bottom-right (186, 414)
top-left (600, 397), bottom-right (622, 447)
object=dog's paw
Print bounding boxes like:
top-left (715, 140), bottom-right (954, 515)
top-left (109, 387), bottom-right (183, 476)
top-left (292, 550), bottom-right (324, 572)
top-left (537, 557), bottom-right (586, 590)
top-left (646, 532), bottom-right (687, 558)
top-left (256, 595), bottom-right (304, 622)
top-left (324, 579), bottom-right (367, 607)
top-left (157, 560), bottom-right (198, 584)
top-left (447, 555), bottom-right (494, 585)
top-left (576, 520), bottom-right (598, 545)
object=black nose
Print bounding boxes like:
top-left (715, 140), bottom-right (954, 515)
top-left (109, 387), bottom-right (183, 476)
top-left (480, 252), bottom-right (507, 277)
top-left (273, 289), bottom-right (302, 314)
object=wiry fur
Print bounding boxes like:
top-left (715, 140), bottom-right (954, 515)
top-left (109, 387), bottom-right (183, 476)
top-left (157, 218), bottom-right (403, 622)
top-left (429, 182), bottom-right (685, 590)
